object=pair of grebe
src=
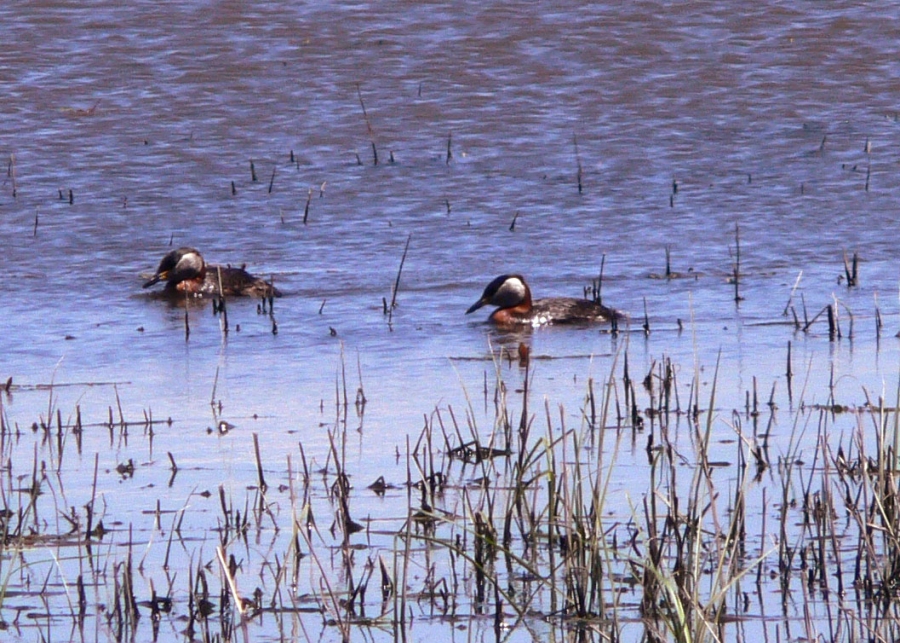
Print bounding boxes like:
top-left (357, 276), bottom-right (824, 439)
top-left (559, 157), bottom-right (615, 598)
top-left (143, 250), bottom-right (621, 326)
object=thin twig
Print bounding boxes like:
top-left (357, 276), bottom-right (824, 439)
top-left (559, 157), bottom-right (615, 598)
top-left (389, 234), bottom-right (412, 312)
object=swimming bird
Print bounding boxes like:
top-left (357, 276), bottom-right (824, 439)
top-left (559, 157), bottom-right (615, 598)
top-left (466, 274), bottom-right (622, 326)
top-left (142, 247), bottom-right (281, 298)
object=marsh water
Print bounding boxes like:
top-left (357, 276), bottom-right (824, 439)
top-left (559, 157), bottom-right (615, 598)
top-left (3, 2), bottom-right (900, 642)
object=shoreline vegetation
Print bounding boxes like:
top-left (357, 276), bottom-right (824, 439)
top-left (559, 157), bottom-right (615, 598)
top-left (2, 343), bottom-right (899, 643)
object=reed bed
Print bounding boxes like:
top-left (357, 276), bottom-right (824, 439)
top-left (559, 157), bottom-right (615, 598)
top-left (2, 349), bottom-right (900, 643)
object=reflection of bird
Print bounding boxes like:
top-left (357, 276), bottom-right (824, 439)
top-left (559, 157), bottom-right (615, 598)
top-left (142, 247), bottom-right (280, 298)
top-left (466, 274), bottom-right (623, 326)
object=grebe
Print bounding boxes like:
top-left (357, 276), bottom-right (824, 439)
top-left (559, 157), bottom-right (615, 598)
top-left (466, 274), bottom-right (622, 326)
top-left (142, 247), bottom-right (281, 298)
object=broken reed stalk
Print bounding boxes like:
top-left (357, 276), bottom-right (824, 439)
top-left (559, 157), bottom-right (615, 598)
top-left (574, 132), bottom-right (583, 194)
top-left (836, 298), bottom-right (853, 339)
top-left (642, 297), bottom-right (650, 335)
top-left (210, 366), bottom-right (220, 406)
top-left (733, 222), bottom-right (742, 302)
top-left (216, 266), bottom-right (228, 335)
top-left (303, 187), bottom-right (312, 225)
top-left (355, 349), bottom-right (367, 408)
top-left (782, 270), bottom-right (803, 316)
top-left (786, 341), bottom-right (792, 381)
top-left (8, 153), bottom-right (17, 198)
top-left (388, 234), bottom-right (412, 313)
top-left (183, 293), bottom-right (190, 341)
top-left (356, 83), bottom-right (378, 165)
top-left (842, 250), bottom-right (858, 287)
top-left (253, 432), bottom-right (267, 493)
top-left (114, 384), bottom-right (126, 429)
top-left (446, 132), bottom-right (452, 165)
top-left (875, 291), bottom-right (883, 337)
top-left (268, 165), bottom-right (276, 193)
top-left (216, 545), bottom-right (245, 616)
top-left (592, 253), bottom-right (606, 305)
top-left (802, 305), bottom-right (830, 333)
top-left (827, 304), bottom-right (837, 340)
top-left (297, 517), bottom-right (351, 640)
top-left (250, 160), bottom-right (257, 182)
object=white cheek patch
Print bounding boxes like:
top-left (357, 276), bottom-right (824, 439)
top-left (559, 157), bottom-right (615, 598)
top-left (177, 253), bottom-right (203, 273)
top-left (496, 277), bottom-right (526, 303)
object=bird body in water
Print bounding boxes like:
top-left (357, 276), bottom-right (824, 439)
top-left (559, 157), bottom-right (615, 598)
top-left (143, 247), bottom-right (281, 298)
top-left (466, 274), bottom-right (622, 326)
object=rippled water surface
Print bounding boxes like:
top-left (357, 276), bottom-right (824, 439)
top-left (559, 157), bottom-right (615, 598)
top-left (3, 2), bottom-right (900, 642)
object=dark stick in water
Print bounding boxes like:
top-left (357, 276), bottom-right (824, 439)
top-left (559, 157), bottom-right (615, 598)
top-left (390, 235), bottom-right (411, 311)
top-left (842, 250), bottom-right (857, 287)
top-left (253, 433), bottom-right (267, 492)
top-left (642, 297), bottom-right (650, 336)
top-left (574, 132), bottom-right (583, 194)
top-left (733, 223), bottom-right (742, 302)
top-left (216, 266), bottom-right (228, 336)
top-left (786, 341), bottom-right (792, 381)
top-left (875, 292), bottom-right (883, 338)
top-left (303, 188), bottom-right (312, 225)
top-left (595, 254), bottom-right (606, 305)
top-left (210, 366), bottom-right (219, 406)
top-left (827, 304), bottom-right (836, 341)
top-left (8, 153), bottom-right (17, 199)
top-left (184, 296), bottom-right (190, 342)
top-left (356, 84), bottom-right (378, 165)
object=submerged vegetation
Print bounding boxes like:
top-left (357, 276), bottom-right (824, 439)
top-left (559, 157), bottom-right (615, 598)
top-left (2, 343), bottom-right (900, 643)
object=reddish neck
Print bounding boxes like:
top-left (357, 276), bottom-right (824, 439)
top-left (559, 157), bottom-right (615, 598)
top-left (490, 300), bottom-right (533, 324)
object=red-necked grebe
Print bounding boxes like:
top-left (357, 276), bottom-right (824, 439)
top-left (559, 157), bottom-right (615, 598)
top-left (466, 274), bottom-right (622, 326)
top-left (143, 247), bottom-right (281, 298)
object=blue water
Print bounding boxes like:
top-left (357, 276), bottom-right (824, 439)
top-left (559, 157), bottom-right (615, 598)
top-left (2, 2), bottom-right (900, 641)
